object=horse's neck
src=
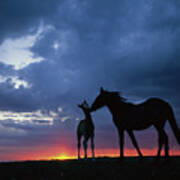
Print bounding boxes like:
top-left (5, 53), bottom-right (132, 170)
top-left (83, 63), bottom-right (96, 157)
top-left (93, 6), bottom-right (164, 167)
top-left (83, 110), bottom-right (93, 123)
top-left (106, 100), bottom-right (129, 118)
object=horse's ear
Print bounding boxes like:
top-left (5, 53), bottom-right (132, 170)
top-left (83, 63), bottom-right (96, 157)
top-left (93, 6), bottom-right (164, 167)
top-left (77, 104), bottom-right (81, 107)
top-left (84, 100), bottom-right (87, 104)
top-left (100, 87), bottom-right (104, 93)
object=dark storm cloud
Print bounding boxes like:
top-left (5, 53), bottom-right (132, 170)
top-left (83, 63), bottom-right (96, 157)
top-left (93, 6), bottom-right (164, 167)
top-left (0, 0), bottom-right (62, 42)
top-left (0, 0), bottom-right (180, 159)
top-left (52, 0), bottom-right (180, 108)
top-left (0, 83), bottom-right (41, 111)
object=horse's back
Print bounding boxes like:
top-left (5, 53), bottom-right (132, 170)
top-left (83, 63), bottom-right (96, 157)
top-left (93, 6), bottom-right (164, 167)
top-left (146, 97), bottom-right (168, 105)
top-left (125, 97), bottom-right (170, 130)
top-left (142, 97), bottom-right (171, 124)
top-left (144, 97), bottom-right (170, 113)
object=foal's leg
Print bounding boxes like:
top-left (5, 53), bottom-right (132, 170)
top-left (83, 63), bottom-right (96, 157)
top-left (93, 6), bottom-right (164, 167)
top-left (118, 130), bottom-right (124, 159)
top-left (90, 135), bottom-right (95, 159)
top-left (77, 133), bottom-right (82, 159)
top-left (83, 136), bottom-right (89, 159)
top-left (127, 130), bottom-right (143, 158)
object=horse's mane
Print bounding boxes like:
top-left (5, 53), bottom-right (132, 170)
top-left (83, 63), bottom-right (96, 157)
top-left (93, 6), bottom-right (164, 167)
top-left (109, 91), bottom-right (127, 103)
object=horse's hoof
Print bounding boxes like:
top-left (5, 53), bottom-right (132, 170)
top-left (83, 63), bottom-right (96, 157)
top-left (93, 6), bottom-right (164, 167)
top-left (139, 157), bottom-right (144, 163)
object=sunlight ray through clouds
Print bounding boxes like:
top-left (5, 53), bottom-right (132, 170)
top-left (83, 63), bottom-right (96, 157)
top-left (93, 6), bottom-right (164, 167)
top-left (53, 41), bottom-right (60, 50)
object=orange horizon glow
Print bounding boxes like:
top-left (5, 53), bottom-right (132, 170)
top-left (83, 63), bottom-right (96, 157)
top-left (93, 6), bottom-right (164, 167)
top-left (42, 148), bottom-right (180, 161)
top-left (1, 147), bottom-right (180, 161)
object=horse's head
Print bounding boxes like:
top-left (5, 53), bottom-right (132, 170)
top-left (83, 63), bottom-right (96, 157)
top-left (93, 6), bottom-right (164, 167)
top-left (91, 87), bottom-right (119, 112)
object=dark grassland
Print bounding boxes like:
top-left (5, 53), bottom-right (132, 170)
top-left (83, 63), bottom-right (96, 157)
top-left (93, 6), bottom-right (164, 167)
top-left (0, 156), bottom-right (180, 180)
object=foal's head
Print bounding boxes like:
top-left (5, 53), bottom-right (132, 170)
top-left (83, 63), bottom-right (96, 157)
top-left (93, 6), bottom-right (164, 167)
top-left (78, 100), bottom-right (90, 112)
top-left (91, 87), bottom-right (122, 112)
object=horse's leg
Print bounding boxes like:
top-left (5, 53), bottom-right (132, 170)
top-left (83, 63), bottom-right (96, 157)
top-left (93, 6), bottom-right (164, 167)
top-left (127, 130), bottom-right (143, 158)
top-left (118, 129), bottom-right (124, 159)
top-left (83, 136), bottom-right (89, 159)
top-left (155, 127), bottom-right (169, 159)
top-left (90, 135), bottom-right (95, 159)
top-left (156, 129), bottom-right (164, 158)
top-left (77, 133), bottom-right (82, 159)
top-left (162, 129), bottom-right (169, 158)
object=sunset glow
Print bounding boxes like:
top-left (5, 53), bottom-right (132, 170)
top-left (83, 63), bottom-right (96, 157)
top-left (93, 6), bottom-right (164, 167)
top-left (0, 145), bottom-right (179, 162)
top-left (44, 148), bottom-right (180, 161)
top-left (53, 153), bottom-right (76, 160)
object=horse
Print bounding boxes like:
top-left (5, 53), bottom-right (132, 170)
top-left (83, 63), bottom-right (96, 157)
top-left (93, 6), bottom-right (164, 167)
top-left (91, 87), bottom-right (180, 159)
top-left (77, 100), bottom-right (95, 159)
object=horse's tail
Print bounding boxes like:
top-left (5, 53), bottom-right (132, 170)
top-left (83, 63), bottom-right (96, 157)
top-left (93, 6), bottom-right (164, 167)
top-left (167, 104), bottom-right (180, 144)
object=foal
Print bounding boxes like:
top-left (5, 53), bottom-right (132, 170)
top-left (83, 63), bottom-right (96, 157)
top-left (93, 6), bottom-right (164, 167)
top-left (77, 100), bottom-right (95, 159)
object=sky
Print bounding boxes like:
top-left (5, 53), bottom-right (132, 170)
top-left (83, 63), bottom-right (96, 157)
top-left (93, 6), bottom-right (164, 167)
top-left (0, 0), bottom-right (180, 161)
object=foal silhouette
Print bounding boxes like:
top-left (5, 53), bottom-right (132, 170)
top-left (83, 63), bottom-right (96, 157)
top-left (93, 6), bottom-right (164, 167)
top-left (91, 87), bottom-right (180, 159)
top-left (77, 100), bottom-right (95, 159)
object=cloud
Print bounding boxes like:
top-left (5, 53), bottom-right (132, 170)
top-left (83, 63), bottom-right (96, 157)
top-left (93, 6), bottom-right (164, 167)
top-left (61, 116), bottom-right (70, 122)
top-left (0, 107), bottom-right (64, 126)
top-left (0, 124), bottom-right (27, 137)
top-left (1, 0), bottom-right (179, 117)
top-left (0, 0), bottom-right (62, 43)
top-left (0, 23), bottom-right (54, 70)
top-left (0, 75), bottom-right (31, 89)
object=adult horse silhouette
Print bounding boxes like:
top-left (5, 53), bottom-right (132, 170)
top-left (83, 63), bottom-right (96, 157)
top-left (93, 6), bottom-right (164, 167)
top-left (91, 87), bottom-right (180, 159)
top-left (77, 100), bottom-right (95, 159)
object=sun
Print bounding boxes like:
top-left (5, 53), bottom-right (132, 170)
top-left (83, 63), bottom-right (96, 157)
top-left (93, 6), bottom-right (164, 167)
top-left (54, 153), bottom-right (76, 160)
